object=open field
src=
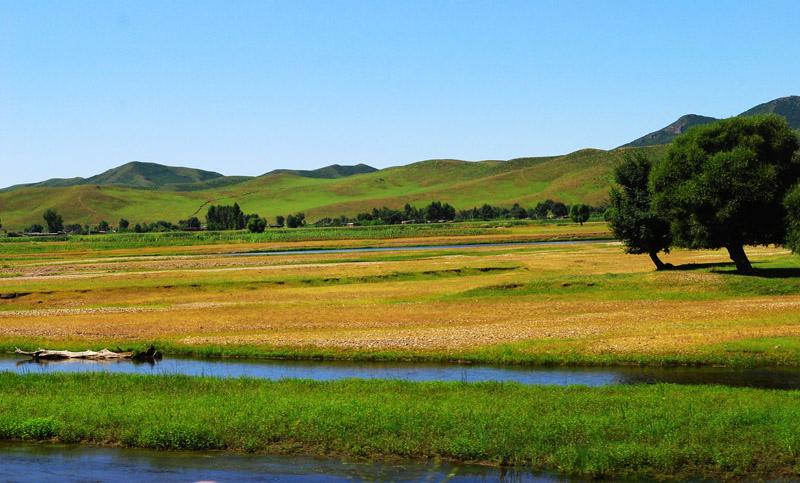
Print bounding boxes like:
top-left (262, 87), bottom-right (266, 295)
top-left (2, 222), bottom-right (800, 366)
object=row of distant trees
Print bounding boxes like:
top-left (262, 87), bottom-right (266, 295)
top-left (6, 198), bottom-right (602, 236)
top-left (313, 200), bottom-right (603, 227)
top-left (12, 211), bottom-right (203, 235)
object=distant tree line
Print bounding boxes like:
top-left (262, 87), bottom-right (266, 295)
top-left (313, 200), bottom-right (604, 227)
top-left (5, 198), bottom-right (604, 237)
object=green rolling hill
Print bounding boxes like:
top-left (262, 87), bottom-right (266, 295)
top-left (0, 146), bottom-right (667, 230)
top-left (2, 96), bottom-right (798, 231)
top-left (0, 161), bottom-right (232, 193)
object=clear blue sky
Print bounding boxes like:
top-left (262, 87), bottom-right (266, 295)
top-left (2, 0), bottom-right (798, 187)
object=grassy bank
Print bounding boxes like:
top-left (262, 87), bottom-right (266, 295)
top-left (5, 336), bottom-right (800, 367)
top-left (0, 372), bottom-right (798, 480)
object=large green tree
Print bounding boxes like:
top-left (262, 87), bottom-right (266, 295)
top-left (606, 152), bottom-right (672, 270)
top-left (651, 115), bottom-right (800, 274)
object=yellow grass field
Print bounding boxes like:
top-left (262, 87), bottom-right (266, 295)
top-left (2, 226), bottom-right (800, 365)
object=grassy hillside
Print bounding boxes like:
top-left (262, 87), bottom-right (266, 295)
top-left (80, 161), bottom-right (225, 187)
top-left (0, 146), bottom-right (667, 230)
top-left (2, 163), bottom-right (378, 193)
top-left (1, 162), bottom-right (232, 193)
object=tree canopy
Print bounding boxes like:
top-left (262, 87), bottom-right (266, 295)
top-left (651, 115), bottom-right (800, 274)
top-left (785, 179), bottom-right (800, 254)
top-left (605, 152), bottom-right (672, 270)
top-left (570, 203), bottom-right (591, 226)
top-left (42, 208), bottom-right (64, 233)
top-left (247, 216), bottom-right (267, 233)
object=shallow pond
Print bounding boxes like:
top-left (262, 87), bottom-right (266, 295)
top-left (0, 442), bottom-right (585, 482)
top-left (3, 355), bottom-right (800, 390)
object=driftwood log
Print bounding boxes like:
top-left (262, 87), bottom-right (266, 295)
top-left (14, 345), bottom-right (161, 361)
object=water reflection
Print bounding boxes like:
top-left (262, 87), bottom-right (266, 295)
top-left (0, 442), bottom-right (585, 482)
top-left (4, 355), bottom-right (800, 390)
top-left (228, 240), bottom-right (609, 257)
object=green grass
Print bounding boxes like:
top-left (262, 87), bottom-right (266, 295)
top-left (0, 145), bottom-right (667, 230)
top-left (1, 372), bottom-right (799, 479)
top-left (4, 335), bottom-right (800, 367)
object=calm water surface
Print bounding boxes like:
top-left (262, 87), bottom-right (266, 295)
top-left (3, 355), bottom-right (800, 389)
top-left (228, 239), bottom-right (611, 257)
top-left (0, 442), bottom-right (587, 482)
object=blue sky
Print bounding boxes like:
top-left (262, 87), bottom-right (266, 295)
top-left (2, 0), bottom-right (798, 187)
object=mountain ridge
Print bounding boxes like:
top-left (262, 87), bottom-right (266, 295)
top-left (264, 163), bottom-right (378, 179)
top-left (620, 95), bottom-right (800, 148)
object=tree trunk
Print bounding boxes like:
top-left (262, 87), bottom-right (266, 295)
top-left (725, 244), bottom-right (754, 275)
top-left (649, 251), bottom-right (667, 270)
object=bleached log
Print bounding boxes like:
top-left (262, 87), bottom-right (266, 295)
top-left (14, 344), bottom-right (161, 361)
top-left (14, 347), bottom-right (132, 360)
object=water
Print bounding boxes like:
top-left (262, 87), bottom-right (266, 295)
top-left (228, 240), bottom-right (611, 257)
top-left (4, 355), bottom-right (800, 390)
top-left (0, 442), bottom-right (582, 482)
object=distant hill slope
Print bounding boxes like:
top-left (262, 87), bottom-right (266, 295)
top-left (620, 114), bottom-right (719, 148)
top-left (739, 96), bottom-right (800, 129)
top-left (264, 163), bottom-right (378, 179)
top-left (79, 161), bottom-right (225, 187)
top-left (0, 146), bottom-right (667, 230)
top-left (620, 95), bottom-right (800, 148)
top-left (1, 161), bottom-right (231, 193)
top-left (2, 162), bottom-right (377, 193)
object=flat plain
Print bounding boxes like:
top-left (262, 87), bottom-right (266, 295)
top-left (3, 221), bottom-right (799, 365)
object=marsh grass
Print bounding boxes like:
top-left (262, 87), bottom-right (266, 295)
top-left (0, 372), bottom-right (798, 479)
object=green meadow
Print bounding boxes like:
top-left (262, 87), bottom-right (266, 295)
top-left (2, 373), bottom-right (799, 480)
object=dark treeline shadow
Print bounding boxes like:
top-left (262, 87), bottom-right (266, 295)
top-left (714, 267), bottom-right (800, 279)
top-left (669, 262), bottom-right (733, 272)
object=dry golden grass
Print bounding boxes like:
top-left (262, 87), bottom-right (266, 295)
top-left (2, 238), bottom-right (799, 359)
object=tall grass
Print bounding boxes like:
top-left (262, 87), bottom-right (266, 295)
top-left (0, 372), bottom-right (798, 479)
